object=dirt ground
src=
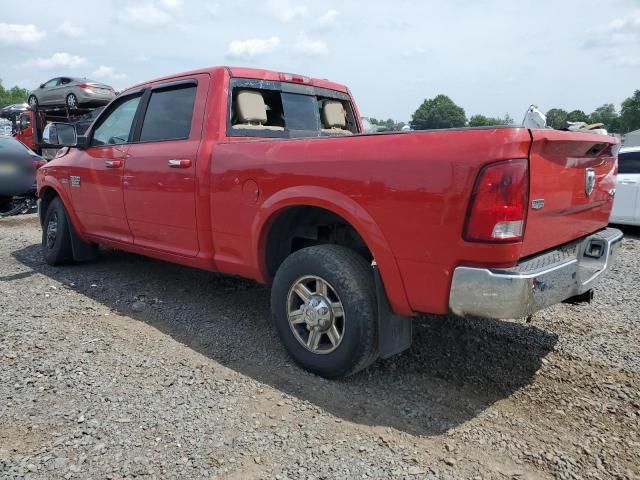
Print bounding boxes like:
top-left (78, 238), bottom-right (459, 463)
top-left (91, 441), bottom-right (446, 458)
top-left (1, 214), bottom-right (639, 479)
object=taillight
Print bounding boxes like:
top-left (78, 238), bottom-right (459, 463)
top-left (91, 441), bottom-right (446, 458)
top-left (77, 83), bottom-right (92, 89)
top-left (464, 159), bottom-right (529, 243)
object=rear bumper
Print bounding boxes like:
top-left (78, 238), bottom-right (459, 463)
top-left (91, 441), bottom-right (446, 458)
top-left (449, 228), bottom-right (623, 319)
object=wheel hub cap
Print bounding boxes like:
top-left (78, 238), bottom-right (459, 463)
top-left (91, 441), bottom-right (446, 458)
top-left (287, 275), bottom-right (345, 354)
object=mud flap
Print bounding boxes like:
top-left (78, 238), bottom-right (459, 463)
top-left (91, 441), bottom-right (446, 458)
top-left (373, 265), bottom-right (413, 359)
top-left (67, 219), bottom-right (98, 262)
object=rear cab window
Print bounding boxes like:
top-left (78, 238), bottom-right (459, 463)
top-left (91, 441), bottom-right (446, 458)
top-left (227, 78), bottom-right (359, 139)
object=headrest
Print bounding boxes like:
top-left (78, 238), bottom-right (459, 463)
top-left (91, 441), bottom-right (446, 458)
top-left (322, 100), bottom-right (347, 129)
top-left (236, 90), bottom-right (267, 124)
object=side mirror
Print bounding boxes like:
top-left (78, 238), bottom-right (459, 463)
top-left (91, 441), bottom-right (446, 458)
top-left (42, 122), bottom-right (77, 147)
top-left (39, 84), bottom-right (45, 89)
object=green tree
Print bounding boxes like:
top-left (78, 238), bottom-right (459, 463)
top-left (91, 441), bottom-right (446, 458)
top-left (468, 113), bottom-right (513, 127)
top-left (410, 94), bottom-right (466, 130)
top-left (620, 90), bottom-right (640, 133)
top-left (367, 117), bottom-right (406, 132)
top-left (545, 108), bottom-right (568, 130)
top-left (589, 103), bottom-right (619, 132)
top-left (0, 80), bottom-right (29, 107)
top-left (566, 110), bottom-right (590, 123)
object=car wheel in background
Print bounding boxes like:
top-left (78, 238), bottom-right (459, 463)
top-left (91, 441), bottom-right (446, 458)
top-left (28, 95), bottom-right (38, 108)
top-left (271, 244), bottom-right (379, 378)
top-left (42, 197), bottom-right (74, 265)
top-left (66, 94), bottom-right (78, 109)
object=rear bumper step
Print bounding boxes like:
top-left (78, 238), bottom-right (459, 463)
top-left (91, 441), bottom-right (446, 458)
top-left (449, 227), bottom-right (623, 319)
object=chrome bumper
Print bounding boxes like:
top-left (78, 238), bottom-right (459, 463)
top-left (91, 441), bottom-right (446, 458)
top-left (449, 228), bottom-right (623, 319)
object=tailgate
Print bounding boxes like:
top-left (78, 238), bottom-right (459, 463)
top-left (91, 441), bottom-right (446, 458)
top-left (521, 129), bottom-right (618, 257)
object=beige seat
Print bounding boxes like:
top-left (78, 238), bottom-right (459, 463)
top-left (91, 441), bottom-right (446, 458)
top-left (321, 100), bottom-right (352, 135)
top-left (232, 90), bottom-right (284, 131)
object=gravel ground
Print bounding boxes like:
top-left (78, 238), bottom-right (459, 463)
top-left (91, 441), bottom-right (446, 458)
top-left (1, 214), bottom-right (639, 480)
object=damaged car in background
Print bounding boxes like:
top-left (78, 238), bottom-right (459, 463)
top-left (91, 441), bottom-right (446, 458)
top-left (0, 136), bottom-right (45, 216)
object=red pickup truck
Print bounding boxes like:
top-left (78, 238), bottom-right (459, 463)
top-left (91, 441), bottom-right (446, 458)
top-left (37, 66), bottom-right (622, 378)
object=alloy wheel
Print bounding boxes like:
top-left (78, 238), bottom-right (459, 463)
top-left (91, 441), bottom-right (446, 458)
top-left (286, 275), bottom-right (345, 354)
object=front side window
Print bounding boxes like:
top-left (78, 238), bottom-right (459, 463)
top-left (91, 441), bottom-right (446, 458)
top-left (20, 116), bottom-right (31, 129)
top-left (91, 95), bottom-right (141, 146)
top-left (139, 85), bottom-right (196, 142)
top-left (44, 79), bottom-right (59, 88)
top-left (619, 151), bottom-right (640, 174)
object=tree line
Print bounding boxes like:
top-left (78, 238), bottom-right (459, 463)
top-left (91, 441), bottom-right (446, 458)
top-left (0, 80), bottom-right (30, 108)
top-left (408, 90), bottom-right (640, 134)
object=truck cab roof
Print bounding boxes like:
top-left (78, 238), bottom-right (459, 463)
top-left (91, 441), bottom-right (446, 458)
top-left (122, 66), bottom-right (349, 96)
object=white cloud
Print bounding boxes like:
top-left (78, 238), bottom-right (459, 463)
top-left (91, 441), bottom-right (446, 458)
top-left (0, 23), bottom-right (45, 45)
top-left (584, 10), bottom-right (640, 48)
top-left (21, 52), bottom-right (87, 69)
top-left (56, 21), bottom-right (85, 38)
top-left (226, 36), bottom-right (280, 59)
top-left (318, 9), bottom-right (338, 29)
top-left (122, 4), bottom-right (172, 26)
top-left (293, 34), bottom-right (328, 56)
top-left (159, 0), bottom-right (182, 9)
top-left (266, 0), bottom-right (308, 22)
top-left (91, 65), bottom-right (127, 80)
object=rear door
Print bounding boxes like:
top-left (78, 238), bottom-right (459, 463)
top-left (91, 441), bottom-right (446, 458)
top-left (522, 130), bottom-right (618, 257)
top-left (612, 150), bottom-right (640, 223)
top-left (123, 75), bottom-right (208, 257)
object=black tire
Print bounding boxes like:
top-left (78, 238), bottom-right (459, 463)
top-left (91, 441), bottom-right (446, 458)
top-left (271, 245), bottom-right (378, 378)
top-left (42, 197), bottom-right (74, 265)
top-left (66, 93), bottom-right (78, 109)
top-left (28, 95), bottom-right (38, 108)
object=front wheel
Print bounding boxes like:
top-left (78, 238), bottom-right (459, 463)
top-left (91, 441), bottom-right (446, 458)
top-left (42, 197), bottom-right (74, 265)
top-left (271, 245), bottom-right (378, 378)
top-left (28, 95), bottom-right (38, 108)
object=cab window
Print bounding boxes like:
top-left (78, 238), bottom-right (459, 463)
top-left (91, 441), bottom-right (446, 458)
top-left (91, 94), bottom-right (142, 146)
top-left (20, 116), bottom-right (31, 130)
top-left (139, 84), bottom-right (196, 142)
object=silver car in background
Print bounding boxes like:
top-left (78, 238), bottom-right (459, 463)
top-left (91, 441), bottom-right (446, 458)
top-left (27, 77), bottom-right (116, 109)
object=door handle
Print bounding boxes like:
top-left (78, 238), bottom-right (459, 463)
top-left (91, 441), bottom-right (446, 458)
top-left (168, 159), bottom-right (192, 168)
top-left (105, 160), bottom-right (122, 168)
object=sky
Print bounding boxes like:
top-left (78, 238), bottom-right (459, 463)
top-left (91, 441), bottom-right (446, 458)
top-left (0, 0), bottom-right (639, 122)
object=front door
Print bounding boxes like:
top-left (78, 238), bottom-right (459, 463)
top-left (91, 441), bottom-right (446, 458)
top-left (123, 77), bottom-right (207, 257)
top-left (69, 92), bottom-right (143, 243)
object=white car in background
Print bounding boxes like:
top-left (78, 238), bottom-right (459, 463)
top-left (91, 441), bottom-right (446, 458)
top-left (611, 146), bottom-right (640, 226)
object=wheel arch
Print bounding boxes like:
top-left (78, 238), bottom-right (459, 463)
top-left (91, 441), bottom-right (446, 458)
top-left (38, 181), bottom-right (87, 242)
top-left (253, 186), bottom-right (412, 316)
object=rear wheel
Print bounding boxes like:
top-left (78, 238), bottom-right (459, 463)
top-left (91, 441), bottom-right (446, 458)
top-left (66, 93), bottom-right (78, 109)
top-left (271, 245), bottom-right (378, 378)
top-left (28, 95), bottom-right (38, 108)
top-left (42, 197), bottom-right (73, 265)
